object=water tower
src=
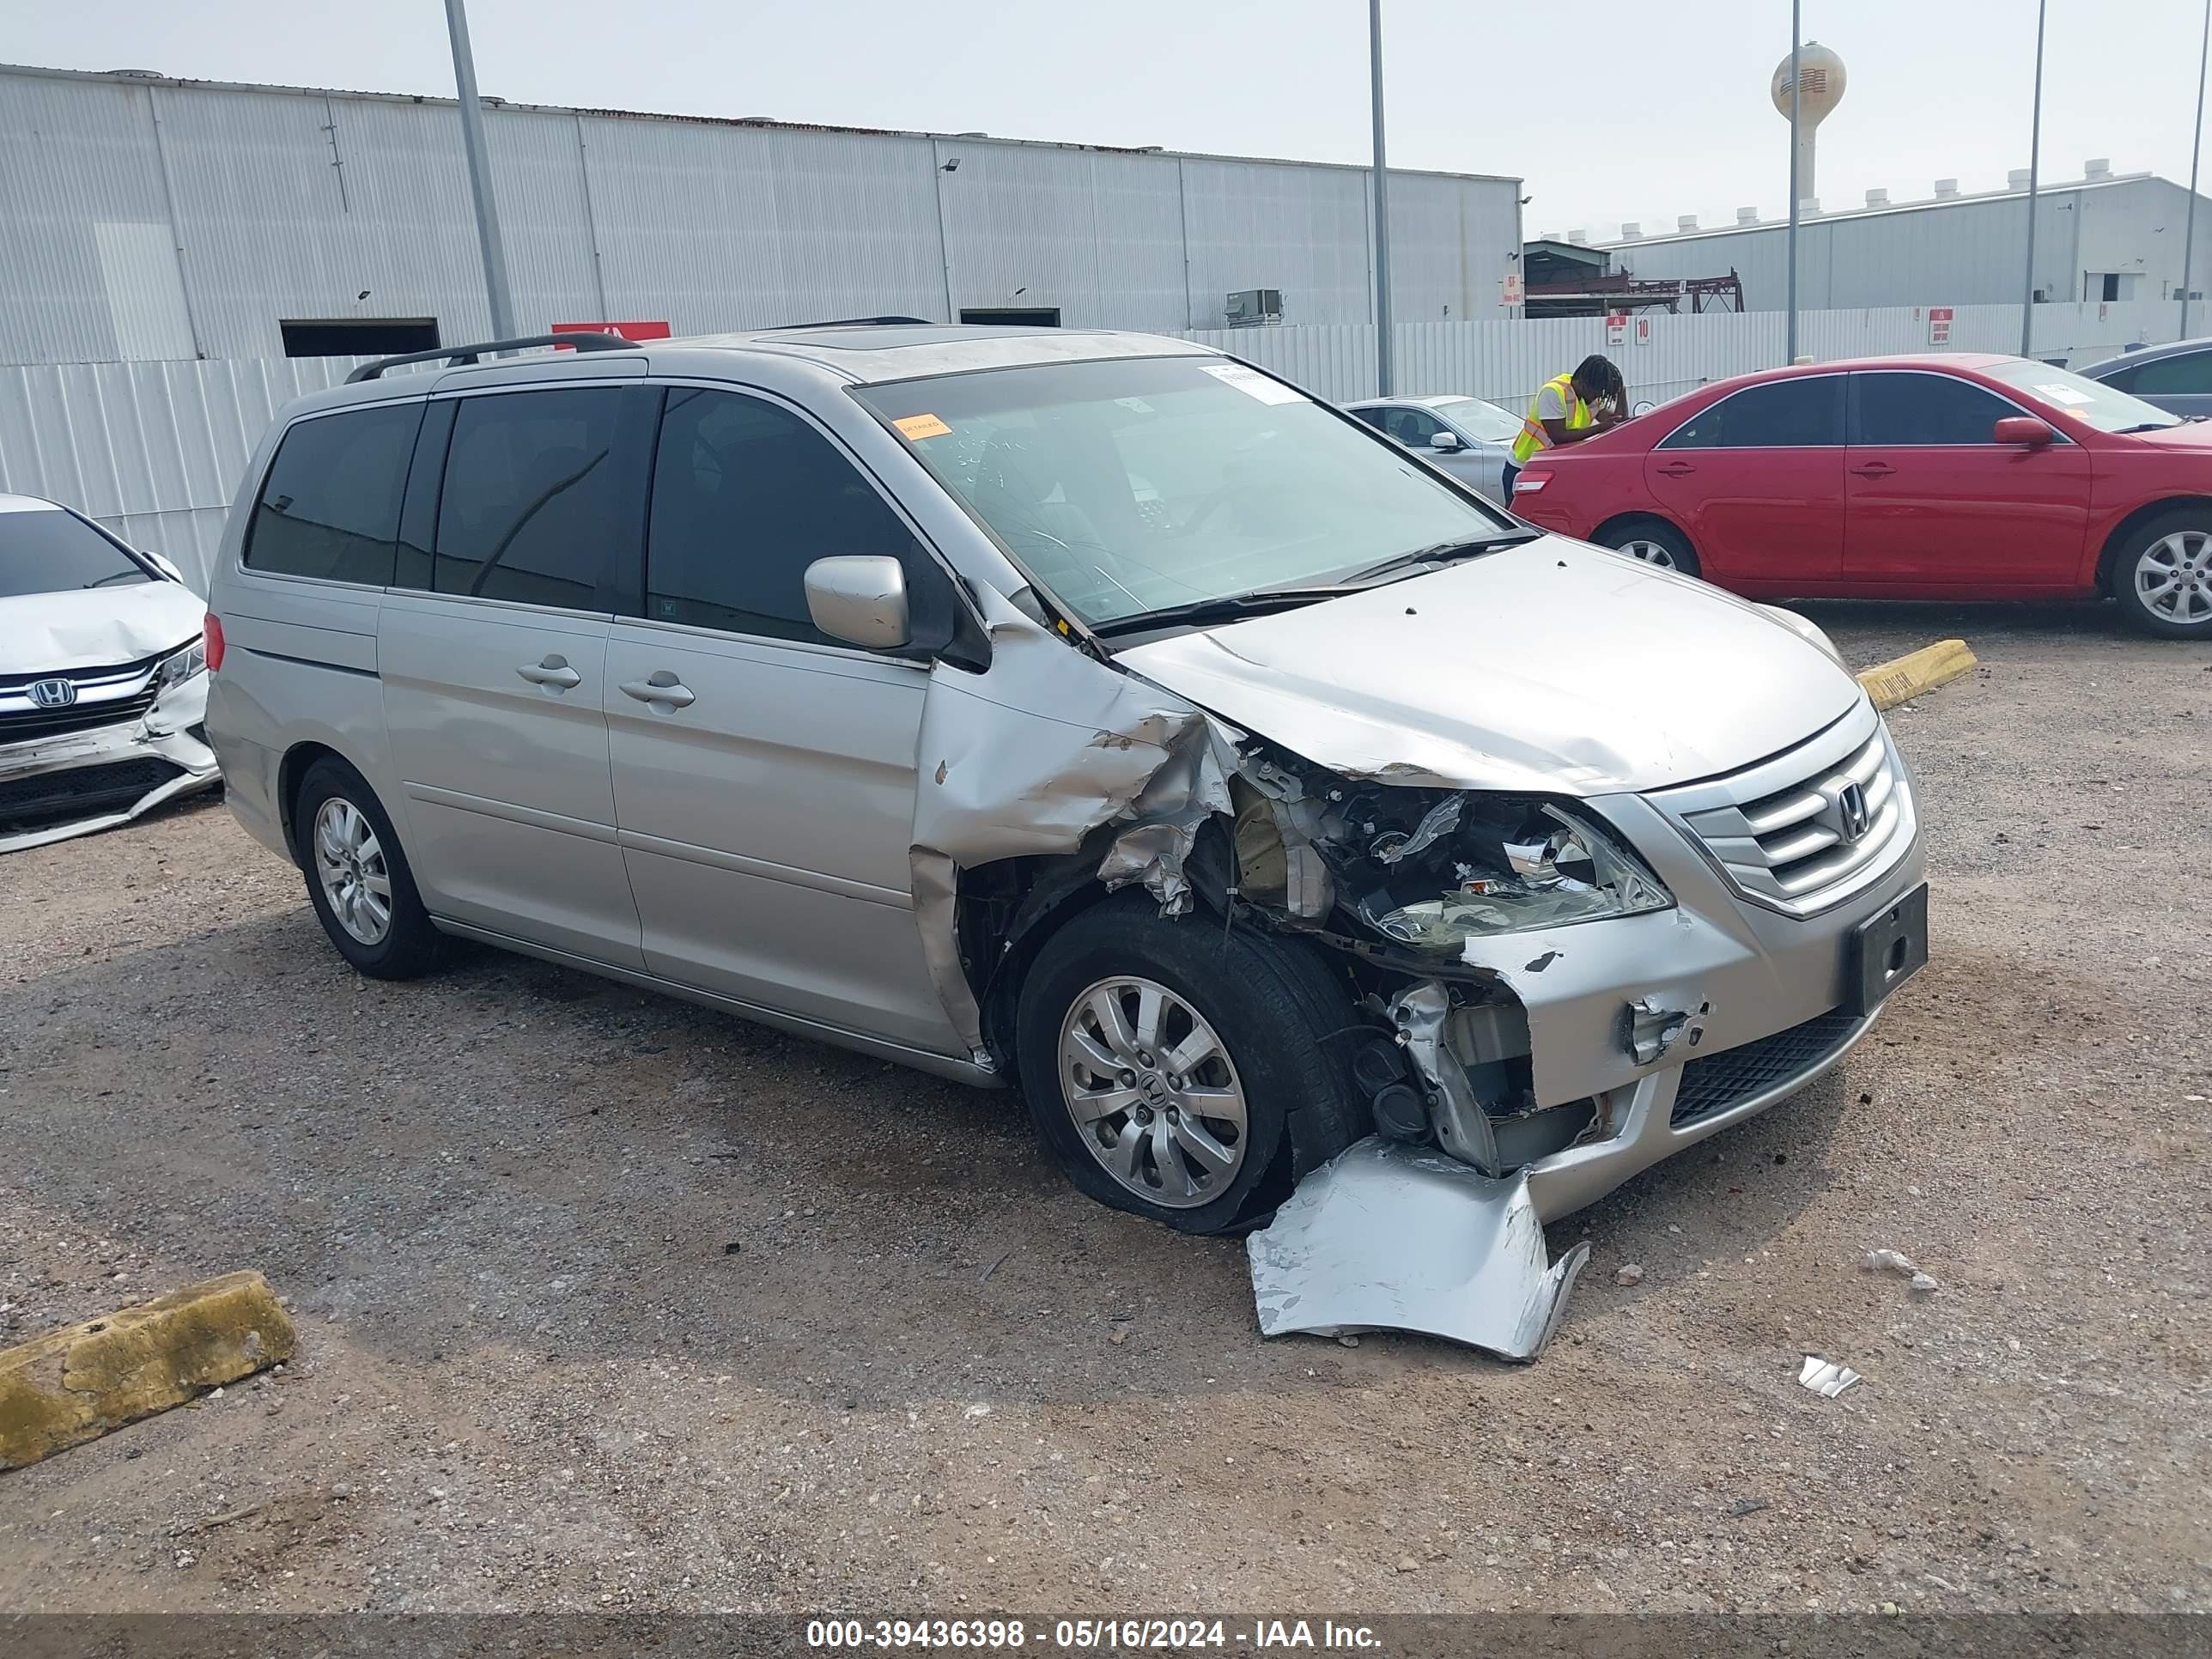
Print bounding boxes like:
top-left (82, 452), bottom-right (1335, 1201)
top-left (1772, 42), bottom-right (1848, 208)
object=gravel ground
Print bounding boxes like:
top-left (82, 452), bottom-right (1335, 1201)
top-left (2, 600), bottom-right (2207, 1616)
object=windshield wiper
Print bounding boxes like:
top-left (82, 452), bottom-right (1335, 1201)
top-left (1346, 529), bottom-right (1539, 584)
top-left (2116, 421), bottom-right (2184, 434)
top-left (1090, 585), bottom-right (1364, 637)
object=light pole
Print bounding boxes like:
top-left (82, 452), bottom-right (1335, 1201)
top-left (2184, 0), bottom-right (2210, 337)
top-left (1369, 0), bottom-right (1394, 397)
top-left (1786, 4), bottom-right (1801, 364)
top-left (2020, 0), bottom-right (2046, 357)
top-left (445, 0), bottom-right (518, 341)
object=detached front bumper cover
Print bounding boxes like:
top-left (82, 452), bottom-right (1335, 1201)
top-left (1246, 1136), bottom-right (1591, 1363)
top-left (0, 674), bottom-right (218, 854)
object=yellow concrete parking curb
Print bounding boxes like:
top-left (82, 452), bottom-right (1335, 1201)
top-left (0, 1270), bottom-right (296, 1470)
top-left (1856, 639), bottom-right (1978, 712)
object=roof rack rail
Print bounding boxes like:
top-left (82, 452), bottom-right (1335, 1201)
top-left (769, 314), bottom-right (936, 331)
top-left (345, 331), bottom-right (639, 384)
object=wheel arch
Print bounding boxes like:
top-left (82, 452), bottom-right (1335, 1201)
top-left (2095, 496), bottom-right (2212, 592)
top-left (1592, 509), bottom-right (1695, 550)
top-left (276, 740), bottom-right (349, 866)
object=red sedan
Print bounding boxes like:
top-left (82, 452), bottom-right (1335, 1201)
top-left (1509, 353), bottom-right (2212, 637)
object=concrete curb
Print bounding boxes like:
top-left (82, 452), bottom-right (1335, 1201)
top-left (1856, 639), bottom-right (1978, 712)
top-left (0, 1271), bottom-right (296, 1470)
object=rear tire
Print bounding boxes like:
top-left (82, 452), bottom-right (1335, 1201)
top-left (293, 757), bottom-right (447, 979)
top-left (2112, 511), bottom-right (2212, 637)
top-left (1597, 518), bottom-right (1701, 579)
top-left (1014, 893), bottom-right (1364, 1235)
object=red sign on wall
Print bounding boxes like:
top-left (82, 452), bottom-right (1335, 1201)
top-left (1927, 307), bottom-right (1954, 346)
top-left (550, 320), bottom-right (672, 343)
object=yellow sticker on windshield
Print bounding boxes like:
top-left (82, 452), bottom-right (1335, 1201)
top-left (894, 412), bottom-right (952, 440)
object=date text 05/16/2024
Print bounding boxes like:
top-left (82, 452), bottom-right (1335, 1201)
top-left (805, 1619), bottom-right (1382, 1650)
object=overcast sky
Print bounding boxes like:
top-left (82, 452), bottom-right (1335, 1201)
top-left (12, 1), bottom-right (2210, 236)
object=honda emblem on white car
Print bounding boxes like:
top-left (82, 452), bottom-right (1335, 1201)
top-left (27, 678), bottom-right (77, 709)
top-left (1834, 781), bottom-right (1873, 844)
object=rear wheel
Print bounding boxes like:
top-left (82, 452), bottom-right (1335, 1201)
top-left (1014, 894), bottom-right (1362, 1234)
top-left (2114, 512), bottom-right (2212, 637)
top-left (293, 757), bottom-right (447, 979)
top-left (1597, 518), bottom-right (1701, 579)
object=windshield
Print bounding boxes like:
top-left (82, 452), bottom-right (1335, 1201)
top-left (1, 507), bottom-right (154, 599)
top-left (855, 356), bottom-right (1512, 627)
top-left (1432, 397), bottom-right (1524, 445)
top-left (1981, 359), bottom-right (2183, 433)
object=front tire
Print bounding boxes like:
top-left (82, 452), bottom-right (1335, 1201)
top-left (2113, 512), bottom-right (2212, 637)
top-left (1014, 894), bottom-right (1363, 1234)
top-left (1597, 517), bottom-right (1701, 579)
top-left (293, 757), bottom-right (447, 979)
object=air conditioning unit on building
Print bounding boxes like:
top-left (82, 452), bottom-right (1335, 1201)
top-left (1224, 288), bottom-right (1285, 326)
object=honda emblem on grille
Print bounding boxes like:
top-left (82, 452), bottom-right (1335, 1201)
top-left (27, 678), bottom-right (77, 709)
top-left (1834, 781), bottom-right (1872, 844)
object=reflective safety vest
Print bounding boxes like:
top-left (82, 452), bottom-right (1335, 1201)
top-left (1511, 371), bottom-right (1593, 465)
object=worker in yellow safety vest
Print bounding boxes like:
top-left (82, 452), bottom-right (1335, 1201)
top-left (1503, 354), bottom-right (1627, 498)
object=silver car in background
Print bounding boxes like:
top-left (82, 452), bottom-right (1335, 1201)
top-left (2078, 336), bottom-right (2212, 418)
top-left (1346, 394), bottom-right (1524, 501)
top-left (1, 494), bottom-right (217, 854)
top-left (204, 325), bottom-right (1926, 1246)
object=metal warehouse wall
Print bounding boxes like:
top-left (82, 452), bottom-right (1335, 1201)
top-left (1608, 179), bottom-right (2212, 313)
top-left (0, 64), bottom-right (1523, 364)
top-left (4, 299), bottom-right (2175, 595)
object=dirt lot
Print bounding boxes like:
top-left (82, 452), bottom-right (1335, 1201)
top-left (2, 601), bottom-right (2207, 1617)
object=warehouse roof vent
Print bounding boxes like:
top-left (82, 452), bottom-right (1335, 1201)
top-left (2008, 168), bottom-right (2033, 190)
top-left (1677, 214), bottom-right (1698, 231)
top-left (1737, 206), bottom-right (1759, 225)
top-left (2085, 157), bottom-right (2112, 179)
top-left (1934, 178), bottom-right (1960, 198)
top-left (1865, 187), bottom-right (1889, 207)
top-left (1539, 228), bottom-right (1563, 240)
top-left (1620, 222), bottom-right (1642, 240)
top-left (1567, 229), bottom-right (1588, 245)
top-left (105, 68), bottom-right (165, 78)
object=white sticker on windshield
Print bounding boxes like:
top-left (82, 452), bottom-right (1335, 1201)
top-left (2034, 382), bottom-right (2093, 405)
top-left (1113, 396), bottom-right (1157, 414)
top-left (1200, 363), bottom-right (1307, 404)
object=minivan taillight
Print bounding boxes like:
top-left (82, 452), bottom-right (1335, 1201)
top-left (204, 611), bottom-right (226, 672)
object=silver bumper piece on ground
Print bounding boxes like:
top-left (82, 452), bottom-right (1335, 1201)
top-left (1246, 1137), bottom-right (1591, 1363)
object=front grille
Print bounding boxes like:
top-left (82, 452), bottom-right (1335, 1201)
top-left (1671, 1007), bottom-right (1865, 1127)
top-left (0, 687), bottom-right (159, 745)
top-left (1655, 708), bottom-right (1913, 915)
top-left (0, 652), bottom-right (161, 696)
top-left (0, 757), bottom-right (182, 830)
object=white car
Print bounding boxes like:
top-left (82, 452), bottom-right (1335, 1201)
top-left (1346, 395), bottom-right (1524, 502)
top-left (0, 495), bottom-right (219, 853)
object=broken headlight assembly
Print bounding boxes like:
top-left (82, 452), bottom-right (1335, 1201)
top-left (151, 637), bottom-right (207, 693)
top-left (1350, 799), bottom-right (1673, 953)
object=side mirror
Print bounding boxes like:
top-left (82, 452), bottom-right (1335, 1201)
top-left (804, 556), bottom-right (910, 650)
top-left (1995, 416), bottom-right (2056, 447)
top-left (1428, 430), bottom-right (1462, 452)
top-left (145, 550), bottom-right (185, 582)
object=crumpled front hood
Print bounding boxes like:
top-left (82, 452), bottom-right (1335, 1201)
top-left (0, 581), bottom-right (204, 675)
top-left (1115, 537), bottom-right (1865, 794)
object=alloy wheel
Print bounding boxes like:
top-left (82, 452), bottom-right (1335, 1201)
top-left (1619, 538), bottom-right (1680, 569)
top-left (2138, 531), bottom-right (2212, 627)
top-left (1056, 976), bottom-right (1248, 1208)
top-left (313, 797), bottom-right (392, 945)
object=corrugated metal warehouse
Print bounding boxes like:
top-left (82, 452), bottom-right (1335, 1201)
top-left (1596, 170), bottom-right (2212, 313)
top-left (0, 62), bottom-right (1524, 367)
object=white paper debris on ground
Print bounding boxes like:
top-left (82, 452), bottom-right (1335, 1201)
top-left (1863, 1248), bottom-right (1918, 1275)
top-left (1245, 1136), bottom-right (1589, 1364)
top-left (1798, 1356), bottom-right (1863, 1397)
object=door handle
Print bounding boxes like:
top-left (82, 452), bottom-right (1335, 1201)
top-left (1850, 462), bottom-right (1896, 477)
top-left (516, 655), bottom-right (581, 690)
top-left (620, 671), bottom-right (696, 709)
top-left (1655, 461), bottom-right (1697, 477)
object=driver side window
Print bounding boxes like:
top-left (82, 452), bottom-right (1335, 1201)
top-left (1382, 407), bottom-right (1444, 448)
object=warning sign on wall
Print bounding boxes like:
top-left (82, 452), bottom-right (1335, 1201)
top-left (1606, 312), bottom-right (1628, 347)
top-left (1928, 306), bottom-right (1954, 346)
top-left (1501, 271), bottom-right (1524, 306)
top-left (1635, 316), bottom-right (1653, 347)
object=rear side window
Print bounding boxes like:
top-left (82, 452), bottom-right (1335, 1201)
top-left (2125, 350), bottom-right (2212, 396)
top-left (1853, 373), bottom-right (2020, 446)
top-left (435, 388), bottom-right (626, 607)
top-left (644, 387), bottom-right (916, 643)
top-left (245, 403), bottom-right (422, 583)
top-left (1660, 377), bottom-right (1843, 449)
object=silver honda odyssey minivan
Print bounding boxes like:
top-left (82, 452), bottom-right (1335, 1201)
top-left (204, 325), bottom-right (1926, 1237)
